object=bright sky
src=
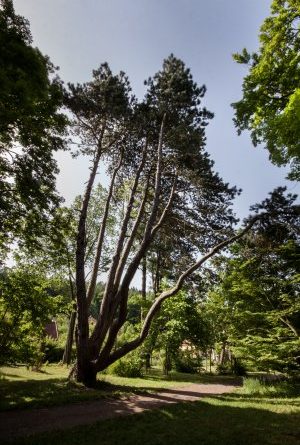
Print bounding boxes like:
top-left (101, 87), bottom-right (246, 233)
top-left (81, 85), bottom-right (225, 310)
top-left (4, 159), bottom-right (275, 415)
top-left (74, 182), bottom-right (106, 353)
top-left (14, 0), bottom-right (300, 221)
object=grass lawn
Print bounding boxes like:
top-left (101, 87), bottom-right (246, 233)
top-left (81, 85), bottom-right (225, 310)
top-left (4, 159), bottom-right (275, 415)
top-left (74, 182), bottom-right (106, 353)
top-left (0, 364), bottom-right (239, 411)
top-left (8, 388), bottom-right (300, 445)
top-left (1, 366), bottom-right (299, 444)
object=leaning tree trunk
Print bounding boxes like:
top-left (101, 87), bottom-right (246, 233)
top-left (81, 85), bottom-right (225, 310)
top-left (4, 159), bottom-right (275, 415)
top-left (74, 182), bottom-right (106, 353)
top-left (63, 244), bottom-right (77, 366)
top-left (75, 145), bottom-right (103, 386)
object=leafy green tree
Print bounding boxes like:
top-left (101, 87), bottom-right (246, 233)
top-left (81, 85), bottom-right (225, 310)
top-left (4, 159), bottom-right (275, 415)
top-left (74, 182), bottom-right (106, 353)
top-left (208, 188), bottom-right (300, 373)
top-left (0, 0), bottom-right (67, 253)
top-left (232, 0), bottom-right (300, 180)
top-left (14, 183), bottom-right (117, 365)
top-left (146, 289), bottom-right (208, 374)
top-left (0, 265), bottom-right (68, 366)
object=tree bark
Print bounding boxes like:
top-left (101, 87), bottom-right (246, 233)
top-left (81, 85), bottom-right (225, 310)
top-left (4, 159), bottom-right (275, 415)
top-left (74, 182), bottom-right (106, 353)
top-left (141, 255), bottom-right (147, 322)
top-left (86, 151), bottom-right (123, 307)
top-left (62, 311), bottom-right (76, 365)
top-left (142, 255), bottom-right (147, 299)
top-left (219, 341), bottom-right (226, 366)
top-left (76, 141), bottom-right (103, 383)
top-left (63, 262), bottom-right (76, 365)
top-left (75, 360), bottom-right (97, 387)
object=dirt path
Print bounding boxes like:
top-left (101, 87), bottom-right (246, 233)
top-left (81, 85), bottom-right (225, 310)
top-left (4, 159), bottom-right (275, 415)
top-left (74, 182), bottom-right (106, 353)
top-left (0, 382), bottom-right (239, 442)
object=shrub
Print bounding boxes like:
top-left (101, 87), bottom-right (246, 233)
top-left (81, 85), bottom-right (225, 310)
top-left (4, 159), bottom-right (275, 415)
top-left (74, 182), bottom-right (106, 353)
top-left (43, 338), bottom-right (64, 363)
top-left (242, 378), bottom-right (267, 395)
top-left (231, 358), bottom-right (247, 376)
top-left (216, 359), bottom-right (247, 376)
top-left (216, 363), bottom-right (231, 375)
top-left (174, 351), bottom-right (202, 374)
top-left (109, 354), bottom-right (143, 378)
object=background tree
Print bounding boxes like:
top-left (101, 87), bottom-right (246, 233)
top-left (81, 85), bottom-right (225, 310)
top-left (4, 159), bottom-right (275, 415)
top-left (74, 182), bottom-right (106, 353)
top-left (207, 188), bottom-right (300, 373)
top-left (145, 289), bottom-right (208, 375)
top-left (0, 264), bottom-right (68, 366)
top-left (232, 0), bottom-right (300, 180)
top-left (0, 0), bottom-right (67, 254)
top-left (14, 183), bottom-right (117, 365)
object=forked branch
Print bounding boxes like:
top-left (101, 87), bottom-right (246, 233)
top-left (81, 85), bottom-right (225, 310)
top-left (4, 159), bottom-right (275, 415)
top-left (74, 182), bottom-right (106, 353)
top-left (97, 213), bottom-right (264, 370)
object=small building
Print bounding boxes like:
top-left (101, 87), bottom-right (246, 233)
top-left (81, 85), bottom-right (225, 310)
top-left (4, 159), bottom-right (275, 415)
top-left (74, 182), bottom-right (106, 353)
top-left (45, 319), bottom-right (58, 340)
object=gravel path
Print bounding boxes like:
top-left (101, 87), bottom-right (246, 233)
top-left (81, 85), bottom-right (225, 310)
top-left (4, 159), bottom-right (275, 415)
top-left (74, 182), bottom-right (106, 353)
top-left (0, 382), bottom-right (239, 442)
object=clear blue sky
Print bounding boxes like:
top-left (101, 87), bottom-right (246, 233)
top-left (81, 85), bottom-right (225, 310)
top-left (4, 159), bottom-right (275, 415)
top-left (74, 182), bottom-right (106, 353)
top-left (14, 0), bottom-right (300, 220)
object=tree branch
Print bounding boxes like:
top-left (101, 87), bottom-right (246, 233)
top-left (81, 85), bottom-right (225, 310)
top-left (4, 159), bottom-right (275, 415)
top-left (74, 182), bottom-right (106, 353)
top-left (117, 116), bottom-right (167, 292)
top-left (86, 150), bottom-right (124, 307)
top-left (113, 173), bottom-right (151, 290)
top-left (98, 213), bottom-right (263, 369)
top-left (279, 316), bottom-right (299, 337)
top-left (89, 141), bottom-right (148, 349)
top-left (120, 169), bottom-right (176, 293)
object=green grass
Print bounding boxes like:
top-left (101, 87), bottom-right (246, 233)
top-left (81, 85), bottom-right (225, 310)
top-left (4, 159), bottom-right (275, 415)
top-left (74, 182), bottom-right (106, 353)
top-left (0, 365), bottom-right (112, 411)
top-left (0, 365), bottom-right (239, 411)
top-left (8, 389), bottom-right (300, 445)
top-left (1, 367), bottom-right (299, 444)
top-left (103, 367), bottom-right (240, 387)
top-left (241, 377), bottom-right (299, 397)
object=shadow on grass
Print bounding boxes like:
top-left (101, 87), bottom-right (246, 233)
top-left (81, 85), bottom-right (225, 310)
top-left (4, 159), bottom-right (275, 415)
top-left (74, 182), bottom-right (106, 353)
top-left (219, 395), bottom-right (300, 407)
top-left (0, 373), bottom-right (22, 379)
top-left (0, 377), bottom-right (193, 412)
top-left (0, 378), bottom-right (67, 411)
top-left (0, 378), bottom-right (117, 411)
top-left (7, 397), bottom-right (300, 445)
top-left (0, 370), bottom-right (241, 412)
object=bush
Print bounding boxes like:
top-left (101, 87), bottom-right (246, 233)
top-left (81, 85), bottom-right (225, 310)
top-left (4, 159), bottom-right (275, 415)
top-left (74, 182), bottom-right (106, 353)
top-left (216, 359), bottom-right (247, 376)
top-left (109, 354), bottom-right (143, 378)
top-left (174, 351), bottom-right (202, 374)
top-left (231, 359), bottom-right (247, 376)
top-left (216, 363), bottom-right (231, 375)
top-left (43, 338), bottom-right (64, 363)
top-left (242, 378), bottom-right (267, 395)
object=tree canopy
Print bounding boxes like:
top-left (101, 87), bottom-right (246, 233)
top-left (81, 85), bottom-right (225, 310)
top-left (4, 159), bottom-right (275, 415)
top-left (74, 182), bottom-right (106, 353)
top-left (206, 188), bottom-right (300, 373)
top-left (232, 0), bottom-right (300, 180)
top-left (0, 0), bottom-right (67, 254)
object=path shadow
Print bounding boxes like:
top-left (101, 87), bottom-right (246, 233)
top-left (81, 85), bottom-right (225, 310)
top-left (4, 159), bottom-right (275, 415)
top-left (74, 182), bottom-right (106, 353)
top-left (0, 372), bottom-right (241, 413)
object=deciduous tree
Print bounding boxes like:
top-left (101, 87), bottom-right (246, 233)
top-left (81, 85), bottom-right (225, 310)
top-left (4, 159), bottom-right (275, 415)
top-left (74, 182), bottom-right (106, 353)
top-left (232, 0), bottom-right (300, 180)
top-left (207, 188), bottom-right (300, 373)
top-left (0, 0), bottom-right (67, 253)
